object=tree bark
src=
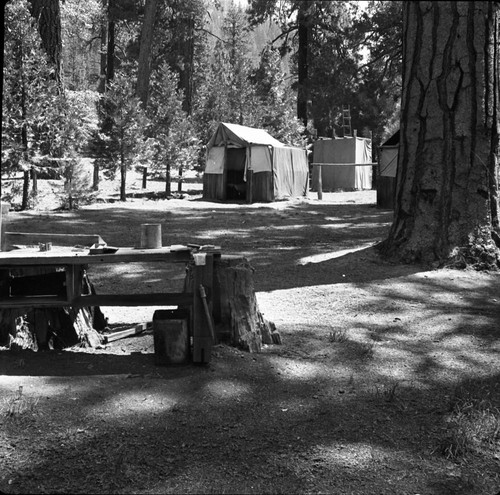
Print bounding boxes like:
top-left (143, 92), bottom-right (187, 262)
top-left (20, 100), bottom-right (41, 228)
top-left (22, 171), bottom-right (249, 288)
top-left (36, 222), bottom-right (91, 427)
top-left (106, 11), bottom-right (115, 83)
top-left (93, 161), bottom-right (99, 191)
top-left (165, 163), bottom-right (171, 196)
top-left (380, 1), bottom-right (500, 270)
top-left (297, 1), bottom-right (311, 127)
top-left (21, 171), bottom-right (30, 211)
top-left (31, 167), bottom-right (38, 196)
top-left (136, 0), bottom-right (157, 107)
top-left (178, 14), bottom-right (195, 115)
top-left (120, 159), bottom-right (127, 201)
top-left (29, 0), bottom-right (63, 90)
top-left (97, 0), bottom-right (108, 94)
top-left (177, 166), bottom-right (183, 193)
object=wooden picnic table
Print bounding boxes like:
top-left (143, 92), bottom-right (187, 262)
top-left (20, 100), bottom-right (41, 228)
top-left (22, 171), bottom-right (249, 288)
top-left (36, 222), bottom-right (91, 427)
top-left (0, 244), bottom-right (217, 363)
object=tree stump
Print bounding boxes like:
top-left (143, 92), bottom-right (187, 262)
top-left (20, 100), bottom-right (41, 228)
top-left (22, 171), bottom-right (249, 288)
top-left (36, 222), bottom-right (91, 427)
top-left (185, 255), bottom-right (279, 353)
top-left (0, 268), bottom-right (107, 351)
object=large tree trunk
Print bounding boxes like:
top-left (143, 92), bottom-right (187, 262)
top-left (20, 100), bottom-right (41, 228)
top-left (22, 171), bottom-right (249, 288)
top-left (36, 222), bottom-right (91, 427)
top-left (165, 163), bottom-right (171, 196)
top-left (178, 14), bottom-right (195, 115)
top-left (120, 157), bottom-right (127, 202)
top-left (21, 171), bottom-right (30, 211)
top-left (379, 1), bottom-right (500, 270)
top-left (93, 160), bottom-right (99, 191)
top-left (29, 0), bottom-right (63, 90)
top-left (136, 0), bottom-right (157, 107)
top-left (297, 1), bottom-right (311, 127)
top-left (97, 0), bottom-right (108, 94)
top-left (106, 15), bottom-right (115, 83)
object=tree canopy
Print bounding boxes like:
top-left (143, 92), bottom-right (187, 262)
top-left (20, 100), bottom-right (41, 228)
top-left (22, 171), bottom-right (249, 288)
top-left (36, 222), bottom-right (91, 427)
top-left (3, 0), bottom-right (402, 207)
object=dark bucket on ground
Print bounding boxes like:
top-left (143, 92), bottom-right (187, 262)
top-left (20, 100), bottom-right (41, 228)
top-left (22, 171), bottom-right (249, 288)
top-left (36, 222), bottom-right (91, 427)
top-left (153, 308), bottom-right (190, 365)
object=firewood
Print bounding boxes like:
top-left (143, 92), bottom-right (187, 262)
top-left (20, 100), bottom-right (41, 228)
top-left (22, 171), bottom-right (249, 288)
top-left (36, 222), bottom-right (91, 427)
top-left (103, 322), bottom-right (150, 343)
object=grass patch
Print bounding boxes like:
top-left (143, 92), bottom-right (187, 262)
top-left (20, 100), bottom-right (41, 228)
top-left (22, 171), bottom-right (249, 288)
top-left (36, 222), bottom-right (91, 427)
top-left (375, 380), bottom-right (401, 403)
top-left (358, 341), bottom-right (375, 360)
top-left (1, 386), bottom-right (39, 418)
top-left (439, 383), bottom-right (500, 460)
top-left (328, 329), bottom-right (348, 343)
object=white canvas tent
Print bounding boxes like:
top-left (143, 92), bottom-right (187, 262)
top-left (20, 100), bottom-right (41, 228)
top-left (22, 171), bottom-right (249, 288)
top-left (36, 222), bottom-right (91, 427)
top-left (311, 136), bottom-right (373, 191)
top-left (203, 122), bottom-right (309, 203)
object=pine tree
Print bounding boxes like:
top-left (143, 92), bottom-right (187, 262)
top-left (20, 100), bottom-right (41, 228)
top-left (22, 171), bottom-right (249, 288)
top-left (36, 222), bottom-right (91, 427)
top-left (252, 45), bottom-right (304, 145)
top-left (146, 64), bottom-right (199, 195)
top-left (3, 0), bottom-right (64, 209)
top-left (100, 71), bottom-right (147, 201)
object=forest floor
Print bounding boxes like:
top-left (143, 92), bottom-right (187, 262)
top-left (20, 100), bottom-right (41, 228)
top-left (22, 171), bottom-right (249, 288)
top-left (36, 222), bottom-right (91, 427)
top-left (0, 173), bottom-right (499, 495)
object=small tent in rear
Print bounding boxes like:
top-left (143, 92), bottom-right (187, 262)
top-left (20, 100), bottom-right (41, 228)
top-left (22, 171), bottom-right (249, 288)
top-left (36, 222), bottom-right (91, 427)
top-left (311, 136), bottom-right (373, 191)
top-left (203, 122), bottom-right (309, 203)
top-left (377, 130), bottom-right (399, 209)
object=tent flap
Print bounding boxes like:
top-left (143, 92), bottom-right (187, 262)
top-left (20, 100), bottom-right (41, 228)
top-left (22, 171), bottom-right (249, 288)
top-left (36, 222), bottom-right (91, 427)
top-left (273, 147), bottom-right (308, 199)
top-left (379, 146), bottom-right (398, 177)
top-left (250, 146), bottom-right (272, 173)
top-left (205, 146), bottom-right (225, 174)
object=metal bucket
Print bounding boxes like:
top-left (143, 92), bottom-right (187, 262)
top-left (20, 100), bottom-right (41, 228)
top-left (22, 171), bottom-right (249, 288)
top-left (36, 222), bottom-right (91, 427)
top-left (153, 309), bottom-right (190, 365)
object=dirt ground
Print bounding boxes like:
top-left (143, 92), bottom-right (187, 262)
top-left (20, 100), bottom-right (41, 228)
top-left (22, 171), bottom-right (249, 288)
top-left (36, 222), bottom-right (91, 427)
top-left (0, 175), bottom-right (499, 494)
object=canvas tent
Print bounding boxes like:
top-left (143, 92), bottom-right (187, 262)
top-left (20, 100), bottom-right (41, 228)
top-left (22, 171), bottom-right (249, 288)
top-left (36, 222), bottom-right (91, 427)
top-left (377, 130), bottom-right (399, 209)
top-left (311, 136), bottom-right (373, 191)
top-left (203, 122), bottom-right (309, 203)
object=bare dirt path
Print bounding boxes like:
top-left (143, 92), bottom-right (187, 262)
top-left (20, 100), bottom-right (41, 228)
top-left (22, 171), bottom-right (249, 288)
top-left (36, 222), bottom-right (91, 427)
top-left (1, 183), bottom-right (499, 494)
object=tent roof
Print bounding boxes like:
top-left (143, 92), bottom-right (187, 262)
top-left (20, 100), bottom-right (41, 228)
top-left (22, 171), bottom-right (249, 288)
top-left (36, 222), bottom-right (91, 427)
top-left (381, 130), bottom-right (400, 147)
top-left (207, 122), bottom-right (285, 149)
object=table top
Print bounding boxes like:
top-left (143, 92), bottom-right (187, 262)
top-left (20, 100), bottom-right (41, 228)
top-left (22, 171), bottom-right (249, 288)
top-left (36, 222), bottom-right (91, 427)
top-left (0, 245), bottom-right (193, 266)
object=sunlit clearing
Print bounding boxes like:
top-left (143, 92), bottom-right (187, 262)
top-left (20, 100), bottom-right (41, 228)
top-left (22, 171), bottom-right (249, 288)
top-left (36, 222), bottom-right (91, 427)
top-left (261, 224), bottom-right (308, 231)
top-left (99, 391), bottom-right (179, 415)
top-left (312, 442), bottom-right (403, 469)
top-left (204, 379), bottom-right (251, 399)
top-left (297, 243), bottom-right (374, 265)
top-left (320, 222), bottom-right (388, 230)
top-left (272, 358), bottom-right (327, 380)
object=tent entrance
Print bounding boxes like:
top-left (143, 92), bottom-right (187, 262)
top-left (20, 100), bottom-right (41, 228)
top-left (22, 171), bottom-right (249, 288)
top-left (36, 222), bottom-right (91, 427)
top-left (225, 148), bottom-right (247, 200)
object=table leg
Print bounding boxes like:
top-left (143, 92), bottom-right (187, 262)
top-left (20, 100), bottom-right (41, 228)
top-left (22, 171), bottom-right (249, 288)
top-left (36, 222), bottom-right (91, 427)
top-left (65, 265), bottom-right (83, 305)
top-left (192, 253), bottom-right (214, 364)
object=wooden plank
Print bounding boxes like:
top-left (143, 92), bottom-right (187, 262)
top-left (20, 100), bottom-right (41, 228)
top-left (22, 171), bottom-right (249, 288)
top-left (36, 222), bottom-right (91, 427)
top-left (192, 254), bottom-right (214, 364)
top-left (65, 265), bottom-right (82, 302)
top-left (5, 232), bottom-right (105, 248)
top-left (0, 292), bottom-right (193, 309)
top-left (71, 292), bottom-right (194, 307)
top-left (104, 322), bottom-right (150, 343)
top-left (311, 163), bottom-right (377, 167)
top-left (0, 246), bottom-right (192, 266)
top-left (0, 296), bottom-right (70, 308)
top-left (246, 169), bottom-right (254, 204)
top-left (317, 164), bottom-right (323, 200)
